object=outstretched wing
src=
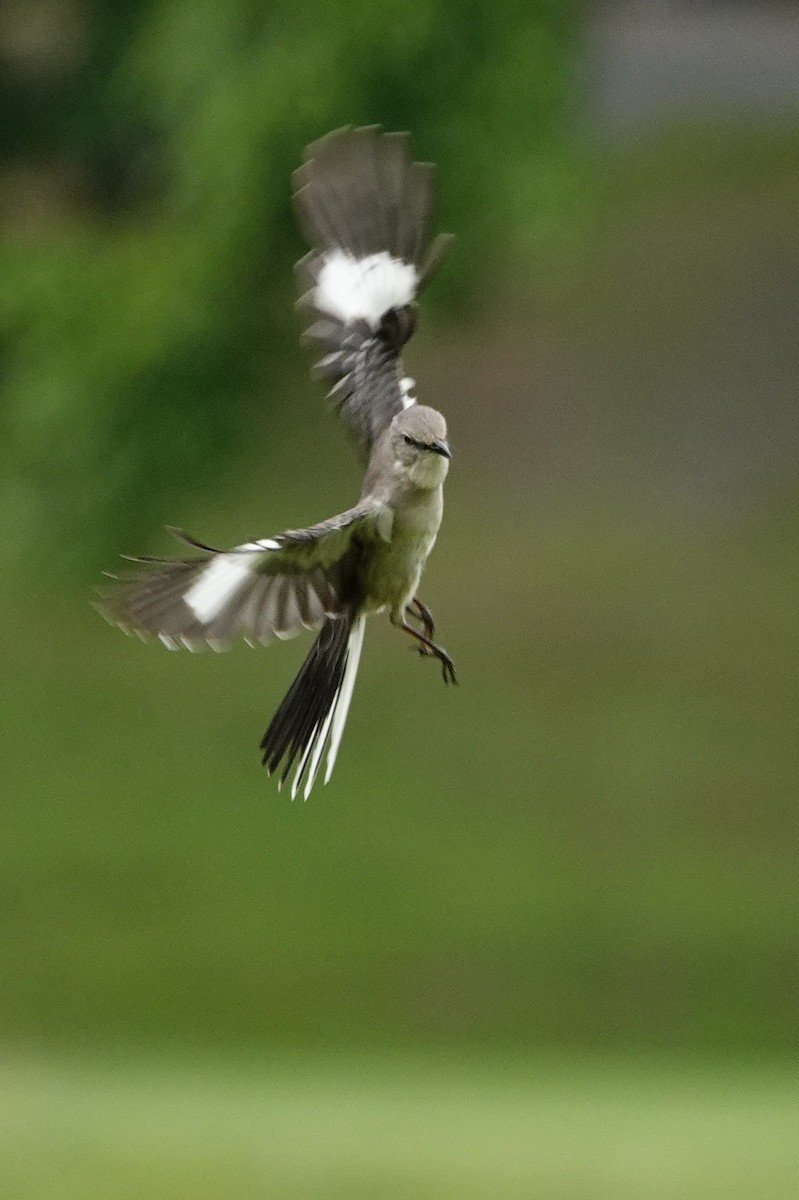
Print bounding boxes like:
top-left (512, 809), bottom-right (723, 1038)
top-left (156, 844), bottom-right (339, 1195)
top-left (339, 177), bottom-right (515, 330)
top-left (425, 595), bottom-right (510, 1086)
top-left (94, 503), bottom-right (390, 651)
top-left (293, 125), bottom-right (452, 459)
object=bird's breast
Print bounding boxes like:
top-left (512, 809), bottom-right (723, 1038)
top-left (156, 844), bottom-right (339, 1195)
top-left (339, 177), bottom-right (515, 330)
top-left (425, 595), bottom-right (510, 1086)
top-left (360, 487), bottom-right (443, 616)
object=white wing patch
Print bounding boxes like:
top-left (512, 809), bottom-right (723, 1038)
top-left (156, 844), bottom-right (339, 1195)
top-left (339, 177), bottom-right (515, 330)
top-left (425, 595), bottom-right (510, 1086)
top-left (184, 538), bottom-right (286, 624)
top-left (184, 553), bottom-right (255, 623)
top-left (315, 250), bottom-right (418, 328)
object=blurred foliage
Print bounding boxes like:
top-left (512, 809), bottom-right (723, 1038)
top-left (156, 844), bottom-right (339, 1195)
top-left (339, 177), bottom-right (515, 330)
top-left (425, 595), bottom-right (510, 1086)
top-left (0, 0), bottom-right (577, 576)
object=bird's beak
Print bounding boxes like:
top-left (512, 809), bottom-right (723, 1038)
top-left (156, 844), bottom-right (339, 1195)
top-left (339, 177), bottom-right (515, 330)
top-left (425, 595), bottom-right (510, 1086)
top-left (430, 439), bottom-right (452, 460)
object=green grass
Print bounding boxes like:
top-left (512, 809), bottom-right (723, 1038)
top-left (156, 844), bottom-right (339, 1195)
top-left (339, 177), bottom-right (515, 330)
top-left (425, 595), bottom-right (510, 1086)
top-left (3, 1052), bottom-right (798, 1199)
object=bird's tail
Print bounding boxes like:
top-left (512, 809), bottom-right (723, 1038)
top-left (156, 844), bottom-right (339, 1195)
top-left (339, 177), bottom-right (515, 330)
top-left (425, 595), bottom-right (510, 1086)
top-left (260, 611), bottom-right (366, 800)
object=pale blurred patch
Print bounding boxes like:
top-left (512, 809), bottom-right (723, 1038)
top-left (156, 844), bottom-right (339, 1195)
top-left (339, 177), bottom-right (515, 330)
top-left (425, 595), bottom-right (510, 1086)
top-left (2, 1052), bottom-right (798, 1200)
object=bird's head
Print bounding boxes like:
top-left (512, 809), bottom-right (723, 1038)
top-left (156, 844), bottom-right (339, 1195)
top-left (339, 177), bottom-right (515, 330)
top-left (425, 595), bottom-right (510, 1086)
top-left (390, 405), bottom-right (451, 489)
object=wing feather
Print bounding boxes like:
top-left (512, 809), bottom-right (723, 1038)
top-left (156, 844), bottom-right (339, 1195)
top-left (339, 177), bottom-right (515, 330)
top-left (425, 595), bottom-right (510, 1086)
top-left (95, 503), bottom-right (386, 651)
top-left (293, 126), bottom-right (452, 459)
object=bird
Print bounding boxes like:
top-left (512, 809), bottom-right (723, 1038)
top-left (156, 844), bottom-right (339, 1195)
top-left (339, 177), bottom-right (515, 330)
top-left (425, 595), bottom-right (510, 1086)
top-left (95, 125), bottom-right (457, 799)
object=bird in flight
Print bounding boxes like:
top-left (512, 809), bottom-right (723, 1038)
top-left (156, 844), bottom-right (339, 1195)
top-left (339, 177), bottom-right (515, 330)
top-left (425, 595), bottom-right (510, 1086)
top-left (96, 126), bottom-right (457, 798)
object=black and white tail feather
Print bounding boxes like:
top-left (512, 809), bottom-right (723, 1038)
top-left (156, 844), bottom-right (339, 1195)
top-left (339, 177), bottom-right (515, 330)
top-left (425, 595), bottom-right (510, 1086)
top-left (95, 126), bottom-right (450, 798)
top-left (260, 611), bottom-right (366, 799)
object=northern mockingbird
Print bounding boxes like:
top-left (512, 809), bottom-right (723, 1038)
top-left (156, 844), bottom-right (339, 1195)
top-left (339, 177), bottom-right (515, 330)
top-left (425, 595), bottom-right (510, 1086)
top-left (96, 126), bottom-right (457, 798)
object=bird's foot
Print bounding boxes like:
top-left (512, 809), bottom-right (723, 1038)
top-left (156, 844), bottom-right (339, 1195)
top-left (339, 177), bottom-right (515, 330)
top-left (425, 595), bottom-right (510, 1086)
top-left (400, 620), bottom-right (457, 684)
top-left (432, 645), bottom-right (458, 685)
top-left (406, 596), bottom-right (436, 641)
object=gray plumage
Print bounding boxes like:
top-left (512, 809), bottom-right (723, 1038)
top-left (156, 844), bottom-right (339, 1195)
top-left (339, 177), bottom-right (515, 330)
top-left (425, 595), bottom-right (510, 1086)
top-left (95, 126), bottom-right (457, 798)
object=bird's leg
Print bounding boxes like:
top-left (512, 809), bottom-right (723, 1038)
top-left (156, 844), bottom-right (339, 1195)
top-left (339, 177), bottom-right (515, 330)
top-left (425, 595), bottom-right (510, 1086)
top-left (405, 596), bottom-right (436, 641)
top-left (399, 621), bottom-right (458, 685)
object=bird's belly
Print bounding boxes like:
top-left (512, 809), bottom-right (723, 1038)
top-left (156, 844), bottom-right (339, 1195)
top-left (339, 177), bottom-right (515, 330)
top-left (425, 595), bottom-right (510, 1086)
top-left (361, 495), bottom-right (441, 616)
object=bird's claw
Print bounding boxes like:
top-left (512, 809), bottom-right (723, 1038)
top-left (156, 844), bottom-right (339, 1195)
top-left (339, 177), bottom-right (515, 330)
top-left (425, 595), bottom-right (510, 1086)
top-left (401, 620), bottom-right (457, 685)
top-left (421, 644), bottom-right (457, 685)
top-left (439, 652), bottom-right (458, 685)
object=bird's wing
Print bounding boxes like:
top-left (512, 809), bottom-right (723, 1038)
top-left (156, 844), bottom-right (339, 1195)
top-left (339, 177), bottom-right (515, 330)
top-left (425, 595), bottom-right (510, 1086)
top-left (94, 503), bottom-right (391, 651)
top-left (293, 125), bottom-right (453, 459)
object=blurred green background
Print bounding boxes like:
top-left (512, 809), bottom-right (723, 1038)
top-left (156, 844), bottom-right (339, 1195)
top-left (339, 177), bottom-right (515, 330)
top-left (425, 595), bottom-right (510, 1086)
top-left (2, 2), bottom-right (799, 1196)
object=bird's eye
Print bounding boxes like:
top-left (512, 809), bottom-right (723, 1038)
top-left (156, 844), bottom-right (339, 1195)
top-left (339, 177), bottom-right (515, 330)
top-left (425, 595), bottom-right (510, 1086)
top-left (403, 434), bottom-right (430, 452)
